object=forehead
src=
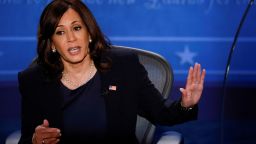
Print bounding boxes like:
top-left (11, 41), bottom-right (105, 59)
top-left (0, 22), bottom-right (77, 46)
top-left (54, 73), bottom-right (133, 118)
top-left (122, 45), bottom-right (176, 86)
top-left (58, 8), bottom-right (82, 25)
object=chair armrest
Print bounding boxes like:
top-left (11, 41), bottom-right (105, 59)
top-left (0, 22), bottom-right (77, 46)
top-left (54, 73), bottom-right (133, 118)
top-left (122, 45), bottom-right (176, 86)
top-left (5, 130), bottom-right (21, 144)
top-left (156, 131), bottom-right (183, 144)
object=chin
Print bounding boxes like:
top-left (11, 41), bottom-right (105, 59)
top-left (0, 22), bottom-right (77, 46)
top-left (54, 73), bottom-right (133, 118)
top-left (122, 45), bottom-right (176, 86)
top-left (69, 57), bottom-right (87, 64)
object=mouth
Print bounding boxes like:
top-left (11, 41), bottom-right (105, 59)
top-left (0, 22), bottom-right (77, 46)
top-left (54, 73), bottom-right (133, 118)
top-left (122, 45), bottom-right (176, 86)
top-left (68, 46), bottom-right (81, 55)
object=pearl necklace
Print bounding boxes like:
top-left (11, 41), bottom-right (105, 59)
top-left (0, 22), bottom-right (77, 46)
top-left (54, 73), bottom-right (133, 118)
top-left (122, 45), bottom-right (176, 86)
top-left (61, 62), bottom-right (95, 89)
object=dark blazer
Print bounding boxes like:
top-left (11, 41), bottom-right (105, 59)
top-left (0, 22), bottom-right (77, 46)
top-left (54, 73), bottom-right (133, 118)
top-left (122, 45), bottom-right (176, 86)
top-left (18, 48), bottom-right (197, 144)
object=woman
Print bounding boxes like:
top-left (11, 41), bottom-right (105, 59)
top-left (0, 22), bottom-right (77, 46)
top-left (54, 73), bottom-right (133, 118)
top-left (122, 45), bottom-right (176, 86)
top-left (18, 0), bottom-right (206, 144)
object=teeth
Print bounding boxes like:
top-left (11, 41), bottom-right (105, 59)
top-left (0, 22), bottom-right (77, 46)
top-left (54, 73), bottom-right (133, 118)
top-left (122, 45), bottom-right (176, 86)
top-left (68, 47), bottom-right (79, 52)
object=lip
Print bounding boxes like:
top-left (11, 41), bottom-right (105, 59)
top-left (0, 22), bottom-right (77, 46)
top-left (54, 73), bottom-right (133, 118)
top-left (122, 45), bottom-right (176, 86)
top-left (67, 46), bottom-right (81, 55)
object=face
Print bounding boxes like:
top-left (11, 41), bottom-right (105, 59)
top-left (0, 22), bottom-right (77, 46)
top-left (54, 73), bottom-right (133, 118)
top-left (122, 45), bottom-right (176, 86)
top-left (51, 8), bottom-right (90, 65)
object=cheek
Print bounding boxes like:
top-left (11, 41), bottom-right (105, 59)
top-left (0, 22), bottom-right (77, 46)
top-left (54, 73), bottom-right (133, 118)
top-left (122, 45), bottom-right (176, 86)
top-left (52, 37), bottom-right (65, 49)
top-left (79, 34), bottom-right (89, 46)
top-left (53, 42), bottom-right (66, 55)
top-left (79, 29), bottom-right (90, 42)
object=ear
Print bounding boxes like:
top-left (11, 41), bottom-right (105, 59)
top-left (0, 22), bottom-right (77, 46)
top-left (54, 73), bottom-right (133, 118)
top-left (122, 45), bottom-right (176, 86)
top-left (51, 43), bottom-right (57, 53)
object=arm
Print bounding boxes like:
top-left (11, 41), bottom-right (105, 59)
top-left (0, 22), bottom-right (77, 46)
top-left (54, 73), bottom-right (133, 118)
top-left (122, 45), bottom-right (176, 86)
top-left (18, 71), bottom-right (36, 144)
top-left (134, 54), bottom-right (205, 125)
top-left (18, 71), bottom-right (61, 144)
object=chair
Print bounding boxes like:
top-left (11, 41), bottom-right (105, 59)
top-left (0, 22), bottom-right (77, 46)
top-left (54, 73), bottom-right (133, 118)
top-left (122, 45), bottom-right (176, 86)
top-left (5, 45), bottom-right (182, 144)
top-left (113, 46), bottom-right (182, 144)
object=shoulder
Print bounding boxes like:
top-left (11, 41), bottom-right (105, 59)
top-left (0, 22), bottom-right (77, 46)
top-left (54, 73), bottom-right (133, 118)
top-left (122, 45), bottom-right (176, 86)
top-left (103, 46), bottom-right (148, 78)
top-left (18, 64), bottom-right (46, 85)
top-left (19, 64), bottom-right (42, 77)
top-left (109, 46), bottom-right (137, 57)
top-left (106, 46), bottom-right (139, 65)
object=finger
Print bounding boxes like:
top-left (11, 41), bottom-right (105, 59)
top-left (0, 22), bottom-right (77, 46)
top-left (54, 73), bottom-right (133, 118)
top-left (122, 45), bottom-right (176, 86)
top-left (35, 119), bottom-right (48, 133)
top-left (35, 125), bottom-right (61, 141)
top-left (179, 88), bottom-right (185, 96)
top-left (51, 138), bottom-right (60, 144)
top-left (36, 126), bottom-right (60, 134)
top-left (179, 88), bottom-right (193, 107)
top-left (42, 128), bottom-right (61, 134)
top-left (41, 119), bottom-right (61, 137)
top-left (43, 119), bottom-right (49, 127)
top-left (35, 119), bottom-right (49, 137)
top-left (35, 125), bottom-right (44, 131)
top-left (34, 127), bottom-right (45, 144)
top-left (193, 63), bottom-right (199, 84)
top-left (43, 138), bottom-right (60, 144)
top-left (180, 88), bottom-right (191, 98)
top-left (200, 69), bottom-right (206, 85)
top-left (41, 128), bottom-right (61, 138)
top-left (186, 66), bottom-right (193, 88)
top-left (196, 63), bottom-right (201, 83)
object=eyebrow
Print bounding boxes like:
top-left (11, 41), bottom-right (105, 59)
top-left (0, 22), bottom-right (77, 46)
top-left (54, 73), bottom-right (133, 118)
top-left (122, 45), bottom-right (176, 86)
top-left (56, 20), bottom-right (81, 28)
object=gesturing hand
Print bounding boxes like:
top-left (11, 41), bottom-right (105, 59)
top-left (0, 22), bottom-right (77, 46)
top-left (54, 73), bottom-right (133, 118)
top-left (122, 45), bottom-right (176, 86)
top-left (180, 63), bottom-right (206, 108)
top-left (32, 119), bottom-right (61, 144)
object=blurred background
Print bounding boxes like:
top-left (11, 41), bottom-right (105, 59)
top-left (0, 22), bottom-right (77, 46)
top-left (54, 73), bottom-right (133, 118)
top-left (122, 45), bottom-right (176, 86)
top-left (0, 0), bottom-right (255, 143)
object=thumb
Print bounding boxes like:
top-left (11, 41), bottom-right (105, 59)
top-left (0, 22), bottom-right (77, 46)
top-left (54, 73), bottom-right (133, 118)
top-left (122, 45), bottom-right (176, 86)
top-left (179, 88), bottom-right (186, 96)
top-left (180, 88), bottom-right (191, 99)
top-left (42, 119), bottom-right (49, 127)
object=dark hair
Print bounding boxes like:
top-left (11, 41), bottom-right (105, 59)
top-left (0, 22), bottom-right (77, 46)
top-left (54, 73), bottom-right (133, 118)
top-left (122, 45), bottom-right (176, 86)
top-left (37, 0), bottom-right (111, 79)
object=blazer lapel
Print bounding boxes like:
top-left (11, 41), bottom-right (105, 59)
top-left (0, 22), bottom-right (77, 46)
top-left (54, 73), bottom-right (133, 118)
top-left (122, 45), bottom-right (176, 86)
top-left (41, 79), bottom-right (63, 129)
top-left (99, 70), bottom-right (123, 136)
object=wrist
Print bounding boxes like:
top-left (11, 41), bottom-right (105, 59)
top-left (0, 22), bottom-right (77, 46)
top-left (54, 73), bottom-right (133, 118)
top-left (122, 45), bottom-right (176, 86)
top-left (179, 101), bottom-right (194, 111)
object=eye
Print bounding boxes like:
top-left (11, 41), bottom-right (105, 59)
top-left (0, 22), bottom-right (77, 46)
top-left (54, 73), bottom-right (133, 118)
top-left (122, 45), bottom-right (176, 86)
top-left (55, 31), bottom-right (65, 35)
top-left (73, 26), bottom-right (82, 31)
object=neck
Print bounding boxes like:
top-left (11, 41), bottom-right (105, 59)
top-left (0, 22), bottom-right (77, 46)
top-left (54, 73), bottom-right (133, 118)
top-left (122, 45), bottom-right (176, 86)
top-left (61, 57), bottom-right (96, 89)
top-left (62, 56), bottom-right (92, 77)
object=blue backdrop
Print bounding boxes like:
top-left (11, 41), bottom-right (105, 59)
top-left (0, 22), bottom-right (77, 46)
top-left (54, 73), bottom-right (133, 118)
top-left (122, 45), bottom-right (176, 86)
top-left (0, 0), bottom-right (256, 143)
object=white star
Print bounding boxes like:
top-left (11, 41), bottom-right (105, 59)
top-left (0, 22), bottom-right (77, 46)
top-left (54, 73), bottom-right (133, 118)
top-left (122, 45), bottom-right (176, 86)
top-left (176, 45), bottom-right (197, 65)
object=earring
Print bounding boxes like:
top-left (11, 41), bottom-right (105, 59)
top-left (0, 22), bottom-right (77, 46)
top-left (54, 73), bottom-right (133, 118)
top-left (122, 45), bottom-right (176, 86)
top-left (89, 36), bottom-right (92, 43)
top-left (52, 48), bottom-right (56, 53)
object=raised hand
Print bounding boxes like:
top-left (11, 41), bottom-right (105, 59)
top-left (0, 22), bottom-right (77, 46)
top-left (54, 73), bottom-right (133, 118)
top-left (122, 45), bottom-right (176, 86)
top-left (32, 119), bottom-right (61, 144)
top-left (179, 63), bottom-right (206, 108)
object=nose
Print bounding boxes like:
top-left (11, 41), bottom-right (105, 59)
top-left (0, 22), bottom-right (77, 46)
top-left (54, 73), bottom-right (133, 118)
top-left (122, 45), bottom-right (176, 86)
top-left (66, 30), bottom-right (76, 42)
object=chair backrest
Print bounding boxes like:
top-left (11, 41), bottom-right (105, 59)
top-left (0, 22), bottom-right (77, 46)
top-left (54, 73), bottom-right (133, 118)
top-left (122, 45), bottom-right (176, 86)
top-left (113, 45), bottom-right (173, 144)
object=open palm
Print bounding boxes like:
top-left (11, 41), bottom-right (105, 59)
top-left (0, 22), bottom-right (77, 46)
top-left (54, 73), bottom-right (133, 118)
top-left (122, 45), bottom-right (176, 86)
top-left (180, 63), bottom-right (206, 108)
